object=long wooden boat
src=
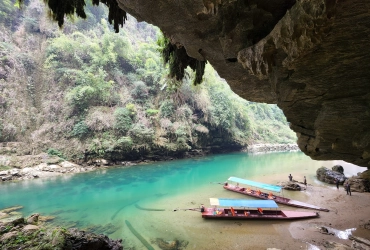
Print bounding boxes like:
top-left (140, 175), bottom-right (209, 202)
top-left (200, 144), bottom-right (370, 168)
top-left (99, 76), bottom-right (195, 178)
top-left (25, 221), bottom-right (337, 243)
top-left (202, 198), bottom-right (319, 220)
top-left (223, 177), bottom-right (329, 212)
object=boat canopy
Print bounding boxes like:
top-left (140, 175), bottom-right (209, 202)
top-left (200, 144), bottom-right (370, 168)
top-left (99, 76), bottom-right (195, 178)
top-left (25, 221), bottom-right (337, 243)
top-left (210, 198), bottom-right (279, 208)
top-left (228, 176), bottom-right (282, 193)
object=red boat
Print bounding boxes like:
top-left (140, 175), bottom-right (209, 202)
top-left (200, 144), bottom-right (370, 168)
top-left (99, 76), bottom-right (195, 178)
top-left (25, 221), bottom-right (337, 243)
top-left (223, 177), bottom-right (329, 212)
top-left (202, 198), bottom-right (319, 220)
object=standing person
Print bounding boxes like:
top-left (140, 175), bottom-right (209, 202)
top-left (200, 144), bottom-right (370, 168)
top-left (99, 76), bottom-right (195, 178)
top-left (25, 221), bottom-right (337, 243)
top-left (288, 174), bottom-right (293, 181)
top-left (346, 182), bottom-right (351, 196)
top-left (303, 176), bottom-right (307, 186)
top-left (336, 178), bottom-right (339, 189)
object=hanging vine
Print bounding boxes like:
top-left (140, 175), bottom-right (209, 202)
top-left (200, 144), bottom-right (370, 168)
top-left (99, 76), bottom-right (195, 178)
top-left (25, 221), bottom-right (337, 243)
top-left (158, 34), bottom-right (207, 86)
top-left (17, 0), bottom-right (127, 32)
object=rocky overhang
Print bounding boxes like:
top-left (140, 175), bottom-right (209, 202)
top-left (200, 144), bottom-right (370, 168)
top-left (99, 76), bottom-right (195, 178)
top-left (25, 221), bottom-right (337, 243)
top-left (116, 0), bottom-right (370, 167)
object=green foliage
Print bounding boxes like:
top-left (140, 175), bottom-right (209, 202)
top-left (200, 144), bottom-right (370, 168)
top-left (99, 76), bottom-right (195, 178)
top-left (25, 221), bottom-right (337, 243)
top-left (125, 103), bottom-right (136, 117)
top-left (0, 2), bottom-right (296, 161)
top-left (47, 148), bottom-right (64, 158)
top-left (114, 107), bottom-right (132, 134)
top-left (157, 33), bottom-right (206, 86)
top-left (71, 121), bottom-right (90, 138)
top-left (115, 136), bottom-right (133, 150)
top-left (65, 69), bottom-right (114, 113)
top-left (159, 100), bottom-right (175, 119)
top-left (130, 81), bottom-right (148, 102)
top-left (0, 0), bottom-right (18, 25)
top-left (129, 123), bottom-right (154, 144)
top-left (145, 109), bottom-right (159, 116)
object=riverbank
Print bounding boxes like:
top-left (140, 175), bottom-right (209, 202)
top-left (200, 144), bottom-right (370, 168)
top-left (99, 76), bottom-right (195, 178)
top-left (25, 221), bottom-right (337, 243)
top-left (287, 184), bottom-right (370, 249)
top-left (0, 143), bottom-right (299, 182)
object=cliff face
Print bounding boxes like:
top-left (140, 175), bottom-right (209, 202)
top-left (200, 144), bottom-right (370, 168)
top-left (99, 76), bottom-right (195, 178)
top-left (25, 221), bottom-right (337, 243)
top-left (117, 0), bottom-right (370, 167)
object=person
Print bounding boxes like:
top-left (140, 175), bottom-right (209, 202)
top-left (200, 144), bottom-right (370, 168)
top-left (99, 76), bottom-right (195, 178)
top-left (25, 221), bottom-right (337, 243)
top-left (200, 205), bottom-right (205, 212)
top-left (288, 174), bottom-right (293, 181)
top-left (346, 183), bottom-right (351, 196)
top-left (336, 178), bottom-right (339, 189)
top-left (303, 176), bottom-right (307, 186)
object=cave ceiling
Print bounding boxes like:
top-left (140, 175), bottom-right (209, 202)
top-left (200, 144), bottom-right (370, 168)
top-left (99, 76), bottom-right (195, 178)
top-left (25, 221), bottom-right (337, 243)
top-left (115, 0), bottom-right (370, 168)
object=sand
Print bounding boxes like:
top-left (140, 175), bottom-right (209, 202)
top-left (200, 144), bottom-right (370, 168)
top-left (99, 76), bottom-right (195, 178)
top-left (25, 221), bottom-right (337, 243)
top-left (287, 184), bottom-right (370, 249)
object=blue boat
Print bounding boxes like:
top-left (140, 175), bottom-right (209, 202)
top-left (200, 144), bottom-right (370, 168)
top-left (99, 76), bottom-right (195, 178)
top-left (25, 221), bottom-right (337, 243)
top-left (223, 177), bottom-right (329, 212)
top-left (202, 198), bottom-right (319, 220)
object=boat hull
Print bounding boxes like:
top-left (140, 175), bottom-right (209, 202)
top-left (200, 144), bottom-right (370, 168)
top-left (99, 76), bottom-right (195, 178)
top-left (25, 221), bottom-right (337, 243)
top-left (201, 208), bottom-right (319, 220)
top-left (223, 184), bottom-right (329, 212)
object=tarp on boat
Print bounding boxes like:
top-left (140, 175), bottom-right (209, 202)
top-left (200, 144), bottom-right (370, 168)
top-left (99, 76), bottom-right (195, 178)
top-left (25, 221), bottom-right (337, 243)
top-left (210, 198), bottom-right (279, 208)
top-left (228, 176), bottom-right (282, 193)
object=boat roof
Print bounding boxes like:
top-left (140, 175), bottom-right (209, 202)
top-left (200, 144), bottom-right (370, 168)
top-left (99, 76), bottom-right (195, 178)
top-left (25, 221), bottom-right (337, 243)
top-left (228, 176), bottom-right (282, 192)
top-left (210, 198), bottom-right (279, 208)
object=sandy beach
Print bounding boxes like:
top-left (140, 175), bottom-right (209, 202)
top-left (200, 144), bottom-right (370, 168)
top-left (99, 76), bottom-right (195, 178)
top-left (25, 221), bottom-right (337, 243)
top-left (287, 184), bottom-right (370, 250)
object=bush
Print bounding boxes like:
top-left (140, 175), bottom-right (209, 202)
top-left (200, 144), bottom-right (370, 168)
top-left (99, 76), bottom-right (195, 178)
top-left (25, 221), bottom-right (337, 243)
top-left (115, 136), bottom-right (133, 150)
top-left (47, 148), bottom-right (64, 158)
top-left (125, 103), bottom-right (136, 117)
top-left (146, 109), bottom-right (159, 116)
top-left (159, 100), bottom-right (175, 118)
top-left (114, 107), bottom-right (132, 134)
top-left (71, 121), bottom-right (90, 138)
top-left (129, 123), bottom-right (154, 144)
top-left (130, 81), bottom-right (148, 102)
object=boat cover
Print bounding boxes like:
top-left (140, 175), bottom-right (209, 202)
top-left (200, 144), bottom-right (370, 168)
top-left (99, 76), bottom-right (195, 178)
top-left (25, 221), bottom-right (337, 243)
top-left (228, 176), bottom-right (282, 193)
top-left (210, 198), bottom-right (279, 208)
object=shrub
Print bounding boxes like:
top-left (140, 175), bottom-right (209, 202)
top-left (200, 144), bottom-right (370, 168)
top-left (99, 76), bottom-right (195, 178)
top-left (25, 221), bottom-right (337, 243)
top-left (47, 148), bottom-right (64, 158)
top-left (125, 103), bottom-right (136, 117)
top-left (130, 81), bottom-right (148, 102)
top-left (115, 136), bottom-right (133, 150)
top-left (146, 109), bottom-right (159, 116)
top-left (114, 107), bottom-right (132, 134)
top-left (71, 121), bottom-right (90, 138)
top-left (129, 123), bottom-right (154, 144)
top-left (159, 100), bottom-right (175, 118)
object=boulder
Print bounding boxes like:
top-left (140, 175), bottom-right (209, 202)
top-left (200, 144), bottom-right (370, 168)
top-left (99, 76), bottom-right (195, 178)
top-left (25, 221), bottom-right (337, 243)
top-left (0, 170), bottom-right (9, 176)
top-left (26, 213), bottom-right (39, 225)
top-left (0, 231), bottom-right (18, 241)
top-left (22, 224), bottom-right (40, 233)
top-left (316, 167), bottom-right (346, 184)
top-left (332, 165), bottom-right (344, 174)
top-left (344, 177), bottom-right (370, 193)
top-left (1, 175), bottom-right (12, 181)
top-left (59, 161), bottom-right (80, 168)
top-left (65, 228), bottom-right (123, 250)
top-left (277, 181), bottom-right (302, 191)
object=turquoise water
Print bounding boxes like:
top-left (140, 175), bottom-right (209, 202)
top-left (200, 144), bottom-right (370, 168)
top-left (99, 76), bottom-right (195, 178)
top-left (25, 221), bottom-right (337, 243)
top-left (0, 151), bottom-right (363, 249)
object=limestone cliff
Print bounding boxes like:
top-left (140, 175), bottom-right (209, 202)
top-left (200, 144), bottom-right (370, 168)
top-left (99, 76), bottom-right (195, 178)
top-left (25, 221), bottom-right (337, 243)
top-left (116, 0), bottom-right (370, 167)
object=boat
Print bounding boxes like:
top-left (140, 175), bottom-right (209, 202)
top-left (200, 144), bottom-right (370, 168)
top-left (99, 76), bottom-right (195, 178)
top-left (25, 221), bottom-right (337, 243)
top-left (223, 177), bottom-right (329, 212)
top-left (201, 198), bottom-right (319, 220)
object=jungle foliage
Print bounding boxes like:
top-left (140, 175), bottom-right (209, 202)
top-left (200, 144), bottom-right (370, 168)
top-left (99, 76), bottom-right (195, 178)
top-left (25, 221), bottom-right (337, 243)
top-left (0, 0), bottom-right (296, 161)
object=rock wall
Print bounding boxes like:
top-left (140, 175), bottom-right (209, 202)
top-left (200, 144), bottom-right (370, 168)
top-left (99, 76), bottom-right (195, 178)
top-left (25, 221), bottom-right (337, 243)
top-left (116, 0), bottom-right (370, 168)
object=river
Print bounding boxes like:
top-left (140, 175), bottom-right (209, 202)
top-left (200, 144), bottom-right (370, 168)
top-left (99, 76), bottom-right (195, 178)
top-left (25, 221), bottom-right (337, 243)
top-left (0, 151), bottom-right (363, 249)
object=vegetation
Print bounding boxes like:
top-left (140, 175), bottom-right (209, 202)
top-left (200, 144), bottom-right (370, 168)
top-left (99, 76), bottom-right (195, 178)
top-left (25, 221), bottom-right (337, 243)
top-left (0, 0), bottom-right (296, 162)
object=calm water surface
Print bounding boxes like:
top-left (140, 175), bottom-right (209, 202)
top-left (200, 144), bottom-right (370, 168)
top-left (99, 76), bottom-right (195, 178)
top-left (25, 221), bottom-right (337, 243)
top-left (0, 151), bottom-right (363, 249)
